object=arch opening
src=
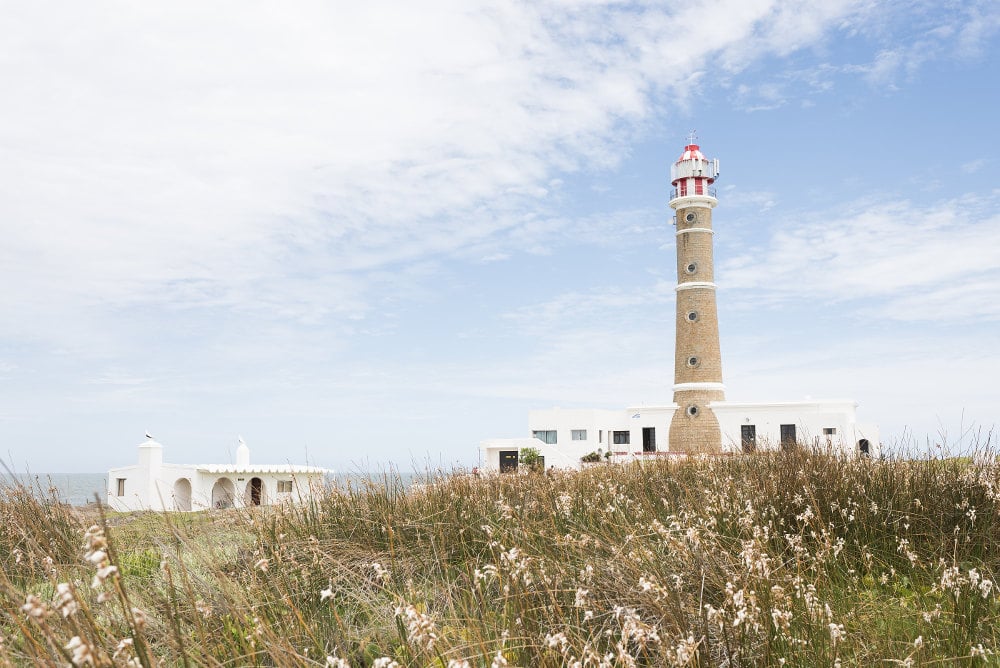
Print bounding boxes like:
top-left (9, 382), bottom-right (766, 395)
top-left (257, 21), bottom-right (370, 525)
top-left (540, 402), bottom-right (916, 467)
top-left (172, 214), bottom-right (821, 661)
top-left (173, 478), bottom-right (192, 511)
top-left (211, 478), bottom-right (236, 509)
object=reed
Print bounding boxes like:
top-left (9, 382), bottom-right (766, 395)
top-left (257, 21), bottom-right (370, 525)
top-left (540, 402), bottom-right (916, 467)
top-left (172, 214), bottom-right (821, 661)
top-left (2, 445), bottom-right (999, 666)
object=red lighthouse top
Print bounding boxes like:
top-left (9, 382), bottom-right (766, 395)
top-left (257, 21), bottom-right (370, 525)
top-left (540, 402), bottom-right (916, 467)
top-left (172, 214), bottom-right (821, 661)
top-left (677, 143), bottom-right (706, 162)
top-left (670, 136), bottom-right (719, 202)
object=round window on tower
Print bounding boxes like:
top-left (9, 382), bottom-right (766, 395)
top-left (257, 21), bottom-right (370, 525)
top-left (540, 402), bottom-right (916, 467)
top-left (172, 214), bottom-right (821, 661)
top-left (687, 356), bottom-right (700, 368)
top-left (687, 405), bottom-right (699, 417)
top-left (685, 262), bottom-right (698, 274)
top-left (685, 212), bottom-right (697, 223)
top-left (687, 311), bottom-right (699, 322)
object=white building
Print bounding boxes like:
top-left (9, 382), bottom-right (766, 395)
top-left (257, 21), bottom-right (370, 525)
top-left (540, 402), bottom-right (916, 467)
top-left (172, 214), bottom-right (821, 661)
top-left (107, 435), bottom-right (328, 512)
top-left (480, 401), bottom-right (880, 471)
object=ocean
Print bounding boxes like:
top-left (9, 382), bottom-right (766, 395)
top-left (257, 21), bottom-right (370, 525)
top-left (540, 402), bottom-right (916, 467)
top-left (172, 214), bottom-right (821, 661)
top-left (2, 473), bottom-right (108, 507)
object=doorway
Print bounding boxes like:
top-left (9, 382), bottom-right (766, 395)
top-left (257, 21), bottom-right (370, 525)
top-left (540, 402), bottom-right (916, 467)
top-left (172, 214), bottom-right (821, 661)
top-left (499, 450), bottom-right (518, 472)
top-left (642, 427), bottom-right (656, 452)
top-left (780, 424), bottom-right (796, 451)
top-left (741, 425), bottom-right (756, 453)
top-left (246, 477), bottom-right (264, 506)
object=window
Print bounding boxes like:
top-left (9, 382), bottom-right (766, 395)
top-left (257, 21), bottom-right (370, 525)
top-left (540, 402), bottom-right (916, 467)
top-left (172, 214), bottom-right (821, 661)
top-left (116, 478), bottom-right (126, 496)
top-left (532, 430), bottom-right (557, 444)
top-left (599, 430), bottom-right (603, 443)
top-left (613, 430), bottom-right (630, 445)
top-left (687, 405), bottom-right (699, 417)
top-left (687, 356), bottom-right (700, 368)
top-left (571, 429), bottom-right (587, 441)
top-left (685, 212), bottom-right (696, 222)
top-left (685, 262), bottom-right (698, 274)
top-left (741, 425), bottom-right (756, 453)
top-left (277, 480), bottom-right (293, 493)
top-left (687, 311), bottom-right (699, 322)
top-left (823, 427), bottom-right (837, 435)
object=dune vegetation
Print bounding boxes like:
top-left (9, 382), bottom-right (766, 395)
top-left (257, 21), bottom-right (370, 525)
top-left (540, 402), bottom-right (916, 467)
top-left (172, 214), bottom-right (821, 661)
top-left (2, 448), bottom-right (1000, 666)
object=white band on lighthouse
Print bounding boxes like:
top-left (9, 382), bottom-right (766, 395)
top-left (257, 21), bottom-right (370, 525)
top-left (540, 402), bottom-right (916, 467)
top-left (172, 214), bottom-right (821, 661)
top-left (672, 382), bottom-right (726, 392)
top-left (676, 282), bottom-right (717, 292)
top-left (676, 228), bottom-right (714, 236)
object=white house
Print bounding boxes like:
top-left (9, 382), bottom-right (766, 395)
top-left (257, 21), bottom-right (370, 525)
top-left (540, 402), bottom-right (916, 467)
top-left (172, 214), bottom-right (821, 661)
top-left (480, 400), bottom-right (880, 471)
top-left (107, 435), bottom-right (328, 512)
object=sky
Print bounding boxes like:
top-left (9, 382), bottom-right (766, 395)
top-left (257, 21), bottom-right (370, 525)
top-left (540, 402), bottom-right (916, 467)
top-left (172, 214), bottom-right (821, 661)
top-left (1, 0), bottom-right (998, 473)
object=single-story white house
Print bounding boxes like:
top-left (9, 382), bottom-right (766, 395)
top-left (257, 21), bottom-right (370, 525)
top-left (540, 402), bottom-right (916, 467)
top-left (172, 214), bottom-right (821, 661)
top-left (107, 435), bottom-right (328, 512)
top-left (480, 400), bottom-right (880, 471)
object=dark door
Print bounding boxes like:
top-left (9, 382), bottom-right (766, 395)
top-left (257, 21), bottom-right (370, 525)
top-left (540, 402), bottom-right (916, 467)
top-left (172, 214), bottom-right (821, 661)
top-left (249, 477), bottom-right (263, 505)
top-left (741, 425), bottom-right (756, 452)
top-left (780, 424), bottom-right (796, 451)
top-left (858, 439), bottom-right (871, 457)
top-left (642, 427), bottom-right (656, 452)
top-left (499, 450), bottom-right (518, 472)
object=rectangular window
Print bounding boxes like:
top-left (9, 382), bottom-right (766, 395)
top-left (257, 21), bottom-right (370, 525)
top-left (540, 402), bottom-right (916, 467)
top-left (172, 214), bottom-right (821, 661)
top-left (277, 480), bottom-right (293, 493)
top-left (613, 430), bottom-right (630, 445)
top-left (571, 429), bottom-right (587, 441)
top-left (599, 430), bottom-right (603, 443)
top-left (823, 427), bottom-right (837, 435)
top-left (116, 478), bottom-right (126, 496)
top-left (532, 430), bottom-right (557, 444)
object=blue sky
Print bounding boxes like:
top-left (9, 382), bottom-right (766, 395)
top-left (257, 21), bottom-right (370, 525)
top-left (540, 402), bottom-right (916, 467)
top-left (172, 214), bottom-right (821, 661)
top-left (1, 0), bottom-right (998, 473)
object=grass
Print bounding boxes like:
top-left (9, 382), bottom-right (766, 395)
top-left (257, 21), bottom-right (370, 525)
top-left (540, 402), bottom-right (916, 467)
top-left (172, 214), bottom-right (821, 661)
top-left (1, 448), bottom-right (999, 666)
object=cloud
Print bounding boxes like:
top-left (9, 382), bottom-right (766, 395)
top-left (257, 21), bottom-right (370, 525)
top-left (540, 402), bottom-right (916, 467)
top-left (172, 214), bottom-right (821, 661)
top-left (962, 158), bottom-right (989, 174)
top-left (720, 193), bottom-right (1000, 322)
top-left (0, 0), bottom-right (896, 354)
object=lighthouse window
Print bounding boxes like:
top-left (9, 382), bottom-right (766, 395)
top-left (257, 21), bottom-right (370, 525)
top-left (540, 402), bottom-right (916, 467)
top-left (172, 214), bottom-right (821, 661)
top-left (685, 262), bottom-right (697, 274)
top-left (116, 478), bottom-right (126, 496)
top-left (685, 212), bottom-right (696, 222)
top-left (687, 311), bottom-right (699, 322)
top-left (686, 405), bottom-right (699, 417)
top-left (687, 356), bottom-right (700, 368)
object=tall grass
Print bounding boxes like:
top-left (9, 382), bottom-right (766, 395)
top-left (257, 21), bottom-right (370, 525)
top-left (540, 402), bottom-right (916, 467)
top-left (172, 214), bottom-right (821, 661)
top-left (2, 449), bottom-right (999, 666)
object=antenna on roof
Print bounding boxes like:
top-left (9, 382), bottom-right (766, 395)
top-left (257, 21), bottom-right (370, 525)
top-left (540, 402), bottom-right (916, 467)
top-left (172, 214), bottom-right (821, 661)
top-left (687, 129), bottom-right (698, 145)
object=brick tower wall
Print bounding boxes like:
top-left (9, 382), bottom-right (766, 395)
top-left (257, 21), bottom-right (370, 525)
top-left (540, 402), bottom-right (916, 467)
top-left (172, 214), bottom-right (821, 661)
top-left (670, 203), bottom-right (725, 454)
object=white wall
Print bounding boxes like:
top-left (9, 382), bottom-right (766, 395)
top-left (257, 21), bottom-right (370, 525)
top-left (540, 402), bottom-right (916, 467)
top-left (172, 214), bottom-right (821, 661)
top-left (713, 401), bottom-right (880, 457)
top-left (480, 400), bottom-right (879, 470)
top-left (108, 464), bottom-right (324, 512)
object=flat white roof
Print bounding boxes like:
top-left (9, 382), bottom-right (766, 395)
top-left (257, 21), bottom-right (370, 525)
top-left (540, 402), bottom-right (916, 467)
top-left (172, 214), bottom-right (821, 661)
top-left (194, 464), bottom-right (328, 474)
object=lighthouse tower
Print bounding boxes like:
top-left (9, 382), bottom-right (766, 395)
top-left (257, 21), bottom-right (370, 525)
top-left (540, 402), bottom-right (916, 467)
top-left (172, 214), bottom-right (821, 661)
top-left (668, 137), bottom-right (724, 454)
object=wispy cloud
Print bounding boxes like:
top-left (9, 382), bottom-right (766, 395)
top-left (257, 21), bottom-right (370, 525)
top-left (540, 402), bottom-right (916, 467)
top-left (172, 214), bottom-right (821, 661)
top-left (721, 193), bottom-right (1000, 322)
top-left (0, 0), bottom-right (907, 355)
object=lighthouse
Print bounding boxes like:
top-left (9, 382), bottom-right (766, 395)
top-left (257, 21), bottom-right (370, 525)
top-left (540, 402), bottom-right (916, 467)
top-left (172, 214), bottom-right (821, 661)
top-left (667, 137), bottom-right (725, 454)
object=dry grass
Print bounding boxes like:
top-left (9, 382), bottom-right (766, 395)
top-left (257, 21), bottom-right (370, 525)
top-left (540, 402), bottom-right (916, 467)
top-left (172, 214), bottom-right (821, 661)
top-left (2, 448), bottom-right (1000, 666)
